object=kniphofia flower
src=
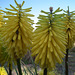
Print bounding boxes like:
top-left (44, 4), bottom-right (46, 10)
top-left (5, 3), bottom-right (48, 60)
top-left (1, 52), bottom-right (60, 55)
top-left (31, 7), bottom-right (67, 70)
top-left (0, 0), bottom-right (34, 60)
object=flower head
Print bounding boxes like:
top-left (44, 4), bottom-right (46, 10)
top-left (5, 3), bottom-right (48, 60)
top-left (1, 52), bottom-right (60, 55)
top-left (63, 6), bottom-right (75, 49)
top-left (31, 7), bottom-right (66, 70)
top-left (0, 0), bottom-right (34, 60)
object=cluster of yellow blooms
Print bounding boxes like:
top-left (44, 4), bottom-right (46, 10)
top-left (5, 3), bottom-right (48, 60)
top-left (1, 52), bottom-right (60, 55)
top-left (63, 7), bottom-right (75, 49)
top-left (0, 0), bottom-right (75, 74)
top-left (0, 0), bottom-right (34, 60)
top-left (31, 7), bottom-right (67, 70)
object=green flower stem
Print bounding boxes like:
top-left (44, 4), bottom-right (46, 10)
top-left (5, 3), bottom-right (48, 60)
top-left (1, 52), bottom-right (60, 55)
top-left (9, 64), bottom-right (12, 75)
top-left (44, 68), bottom-right (47, 75)
top-left (29, 51), bottom-right (38, 75)
top-left (65, 6), bottom-right (70, 75)
top-left (65, 49), bottom-right (69, 75)
top-left (31, 57), bottom-right (37, 75)
top-left (17, 59), bottom-right (22, 75)
top-left (34, 65), bottom-right (37, 75)
top-left (43, 7), bottom-right (53, 75)
top-left (16, 5), bottom-right (22, 75)
top-left (49, 7), bottom-right (53, 25)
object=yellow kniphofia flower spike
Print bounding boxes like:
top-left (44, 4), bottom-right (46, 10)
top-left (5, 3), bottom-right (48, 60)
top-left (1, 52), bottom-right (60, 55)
top-left (63, 6), bottom-right (75, 49)
top-left (0, 0), bottom-right (34, 60)
top-left (32, 7), bottom-right (67, 70)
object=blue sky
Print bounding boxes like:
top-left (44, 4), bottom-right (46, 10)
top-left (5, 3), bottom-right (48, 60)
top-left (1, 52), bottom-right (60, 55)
top-left (0, 0), bottom-right (75, 28)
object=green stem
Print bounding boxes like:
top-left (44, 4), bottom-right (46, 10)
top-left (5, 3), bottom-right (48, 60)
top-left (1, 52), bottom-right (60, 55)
top-left (43, 7), bottom-right (52, 75)
top-left (29, 51), bottom-right (38, 75)
top-left (65, 49), bottom-right (69, 75)
top-left (65, 6), bottom-right (70, 75)
top-left (33, 64), bottom-right (37, 75)
top-left (9, 64), bottom-right (12, 75)
top-left (44, 68), bottom-right (47, 75)
top-left (17, 59), bottom-right (22, 75)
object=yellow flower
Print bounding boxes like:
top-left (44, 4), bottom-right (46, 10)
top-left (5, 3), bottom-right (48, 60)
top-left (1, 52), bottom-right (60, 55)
top-left (0, 0), bottom-right (34, 60)
top-left (63, 6), bottom-right (75, 49)
top-left (0, 67), bottom-right (7, 75)
top-left (31, 7), bottom-right (67, 70)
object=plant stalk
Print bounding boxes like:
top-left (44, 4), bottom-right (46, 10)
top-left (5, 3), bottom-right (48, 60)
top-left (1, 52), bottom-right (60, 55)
top-left (65, 6), bottom-right (70, 75)
top-left (29, 51), bottom-right (38, 75)
top-left (17, 59), bottom-right (22, 75)
top-left (9, 64), bottom-right (12, 75)
top-left (43, 7), bottom-right (53, 75)
top-left (65, 49), bottom-right (69, 75)
top-left (44, 68), bottom-right (47, 75)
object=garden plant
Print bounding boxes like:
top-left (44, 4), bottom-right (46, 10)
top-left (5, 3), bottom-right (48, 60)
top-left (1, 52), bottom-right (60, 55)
top-left (0, 0), bottom-right (75, 75)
